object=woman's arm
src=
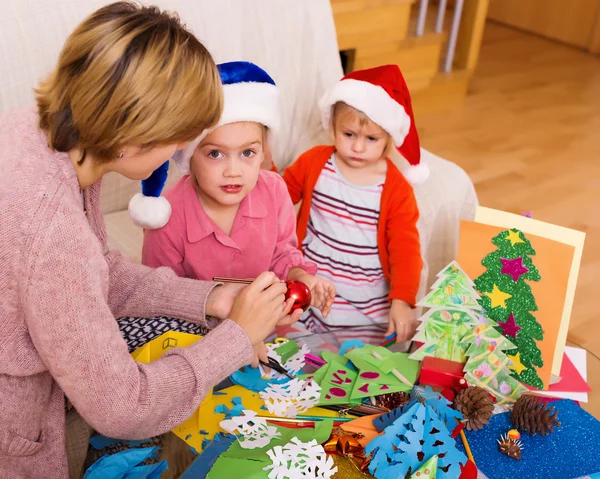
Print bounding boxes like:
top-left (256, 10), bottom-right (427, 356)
top-left (23, 208), bottom-right (253, 439)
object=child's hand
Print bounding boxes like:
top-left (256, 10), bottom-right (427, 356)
top-left (288, 269), bottom-right (336, 317)
top-left (251, 342), bottom-right (269, 368)
top-left (386, 299), bottom-right (417, 343)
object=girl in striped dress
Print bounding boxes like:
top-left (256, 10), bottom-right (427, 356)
top-left (283, 65), bottom-right (427, 344)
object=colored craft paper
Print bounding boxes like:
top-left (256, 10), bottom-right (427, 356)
top-left (468, 206), bottom-right (585, 378)
top-left (418, 261), bottom-right (482, 310)
top-left (206, 420), bottom-right (333, 479)
top-left (366, 403), bottom-right (466, 479)
top-left (409, 455), bottom-right (438, 479)
top-left (457, 219), bottom-right (576, 389)
top-left (83, 446), bottom-right (166, 479)
top-left (131, 331), bottom-right (202, 363)
top-left (410, 307), bottom-right (480, 362)
top-left (473, 228), bottom-right (545, 389)
top-left (271, 340), bottom-right (300, 364)
top-left (530, 346), bottom-right (590, 402)
top-left (180, 434), bottom-right (236, 479)
top-left (264, 438), bottom-right (337, 479)
top-left (344, 345), bottom-right (420, 399)
top-left (458, 400), bottom-right (600, 479)
top-left (317, 361), bottom-right (359, 405)
top-left (172, 385), bottom-right (339, 454)
top-left (341, 415), bottom-right (383, 447)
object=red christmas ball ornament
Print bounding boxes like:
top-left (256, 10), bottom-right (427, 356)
top-left (284, 280), bottom-right (311, 312)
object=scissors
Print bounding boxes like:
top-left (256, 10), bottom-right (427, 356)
top-left (265, 337), bottom-right (289, 349)
top-left (260, 356), bottom-right (294, 379)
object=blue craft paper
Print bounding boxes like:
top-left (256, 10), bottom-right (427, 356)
top-left (181, 434), bottom-right (236, 479)
top-left (374, 387), bottom-right (463, 432)
top-left (123, 462), bottom-right (168, 479)
top-left (230, 365), bottom-right (290, 392)
top-left (457, 399), bottom-right (600, 479)
top-left (214, 396), bottom-right (245, 419)
top-left (84, 446), bottom-right (162, 479)
top-left (367, 403), bottom-right (466, 479)
top-left (89, 435), bottom-right (148, 450)
top-left (340, 339), bottom-right (365, 355)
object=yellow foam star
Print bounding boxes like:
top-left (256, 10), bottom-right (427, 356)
top-left (506, 230), bottom-right (524, 246)
top-left (507, 352), bottom-right (527, 375)
top-left (484, 284), bottom-right (512, 308)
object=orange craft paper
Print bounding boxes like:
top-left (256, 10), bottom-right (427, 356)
top-left (457, 220), bottom-right (575, 389)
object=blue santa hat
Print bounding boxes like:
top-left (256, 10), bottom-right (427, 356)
top-left (128, 61), bottom-right (280, 229)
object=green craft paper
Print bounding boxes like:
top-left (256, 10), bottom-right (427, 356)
top-left (317, 361), bottom-right (358, 405)
top-left (206, 420), bottom-right (334, 478)
top-left (273, 340), bottom-right (299, 364)
top-left (410, 308), bottom-right (480, 362)
top-left (345, 347), bottom-right (420, 400)
top-left (224, 419), bottom-right (333, 460)
top-left (297, 364), bottom-right (328, 384)
top-left (321, 350), bottom-right (349, 366)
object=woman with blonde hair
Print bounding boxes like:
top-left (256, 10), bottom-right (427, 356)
top-left (0, 3), bottom-right (295, 477)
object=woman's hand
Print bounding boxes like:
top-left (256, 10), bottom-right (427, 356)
top-left (386, 299), bottom-right (417, 343)
top-left (228, 272), bottom-right (294, 346)
top-left (251, 342), bottom-right (269, 368)
top-left (288, 269), bottom-right (336, 317)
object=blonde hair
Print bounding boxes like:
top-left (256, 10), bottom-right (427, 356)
top-left (331, 101), bottom-right (395, 157)
top-left (36, 1), bottom-right (223, 164)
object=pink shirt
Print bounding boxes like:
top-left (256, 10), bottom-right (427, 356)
top-left (143, 171), bottom-right (316, 280)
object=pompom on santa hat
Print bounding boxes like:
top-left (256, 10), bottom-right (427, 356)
top-left (128, 61), bottom-right (280, 229)
top-left (320, 64), bottom-right (428, 184)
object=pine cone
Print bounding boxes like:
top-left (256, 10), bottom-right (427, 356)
top-left (453, 386), bottom-right (494, 431)
top-left (511, 395), bottom-right (561, 436)
top-left (497, 433), bottom-right (522, 460)
top-left (377, 392), bottom-right (410, 410)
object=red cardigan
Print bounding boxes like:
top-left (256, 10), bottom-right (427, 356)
top-left (283, 145), bottom-right (422, 305)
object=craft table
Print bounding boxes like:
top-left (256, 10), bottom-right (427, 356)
top-left (178, 329), bottom-right (598, 479)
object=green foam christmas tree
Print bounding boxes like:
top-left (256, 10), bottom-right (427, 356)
top-left (474, 228), bottom-right (544, 389)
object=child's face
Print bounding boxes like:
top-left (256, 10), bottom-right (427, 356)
top-left (333, 115), bottom-right (389, 169)
top-left (191, 122), bottom-right (264, 208)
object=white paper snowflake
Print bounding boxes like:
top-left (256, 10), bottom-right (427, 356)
top-left (260, 378), bottom-right (321, 418)
top-left (219, 410), bottom-right (281, 449)
top-left (264, 438), bottom-right (337, 479)
top-left (261, 342), bottom-right (310, 379)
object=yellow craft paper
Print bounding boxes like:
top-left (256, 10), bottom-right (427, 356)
top-left (131, 331), bottom-right (203, 363)
top-left (131, 335), bottom-right (340, 452)
top-left (474, 207), bottom-right (585, 376)
top-left (171, 384), bottom-right (341, 453)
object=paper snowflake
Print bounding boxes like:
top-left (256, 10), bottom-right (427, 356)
top-left (264, 438), bottom-right (337, 479)
top-left (262, 342), bottom-right (310, 379)
top-left (260, 378), bottom-right (321, 418)
top-left (219, 410), bottom-right (281, 449)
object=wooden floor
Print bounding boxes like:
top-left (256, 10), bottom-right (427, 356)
top-left (418, 22), bottom-right (600, 417)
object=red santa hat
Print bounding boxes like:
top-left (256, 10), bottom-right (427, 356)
top-left (319, 64), bottom-right (428, 183)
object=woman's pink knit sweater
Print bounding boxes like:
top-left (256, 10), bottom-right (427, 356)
top-left (0, 108), bottom-right (254, 478)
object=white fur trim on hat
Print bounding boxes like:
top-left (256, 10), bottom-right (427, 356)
top-left (403, 162), bottom-right (429, 184)
top-left (320, 78), bottom-right (411, 146)
top-left (173, 81), bottom-right (280, 174)
top-left (128, 193), bottom-right (172, 229)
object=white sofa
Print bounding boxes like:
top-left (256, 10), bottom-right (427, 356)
top-left (0, 0), bottom-right (477, 296)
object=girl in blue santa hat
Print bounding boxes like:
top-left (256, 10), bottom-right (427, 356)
top-left (128, 61), bottom-right (335, 353)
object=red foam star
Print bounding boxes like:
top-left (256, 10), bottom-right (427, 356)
top-left (498, 313), bottom-right (522, 338)
top-left (500, 257), bottom-right (529, 282)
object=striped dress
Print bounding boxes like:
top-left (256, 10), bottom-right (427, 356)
top-left (301, 155), bottom-right (389, 342)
